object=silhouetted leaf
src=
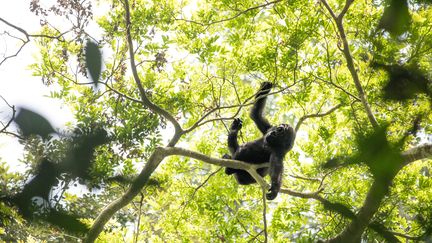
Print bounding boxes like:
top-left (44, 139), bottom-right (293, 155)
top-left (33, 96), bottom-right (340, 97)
top-left (355, 126), bottom-right (403, 180)
top-left (414, 0), bottom-right (432, 3)
top-left (409, 115), bottom-right (423, 136)
top-left (378, 0), bottom-right (410, 36)
top-left (420, 166), bottom-right (430, 177)
top-left (322, 200), bottom-right (355, 219)
top-left (62, 128), bottom-right (109, 179)
top-left (324, 126), bottom-right (405, 181)
top-left (14, 159), bottom-right (58, 217)
top-left (323, 157), bottom-right (344, 169)
top-left (369, 222), bottom-right (401, 242)
top-left (14, 108), bottom-right (55, 139)
top-left (85, 40), bottom-right (102, 85)
top-left (46, 210), bottom-right (89, 234)
top-left (371, 63), bottom-right (431, 101)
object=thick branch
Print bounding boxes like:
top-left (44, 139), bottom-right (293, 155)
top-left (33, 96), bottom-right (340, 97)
top-left (329, 177), bottom-right (394, 242)
top-left (160, 146), bottom-right (269, 170)
top-left (401, 143), bottom-right (432, 166)
top-left (84, 148), bottom-right (166, 243)
top-left (279, 144), bottom-right (432, 242)
top-left (280, 188), bottom-right (400, 242)
top-left (124, 0), bottom-right (183, 146)
top-left (161, 147), bottom-right (271, 192)
top-left (320, 0), bottom-right (378, 129)
top-left (85, 145), bottom-right (270, 242)
top-left (337, 0), bottom-right (354, 21)
top-left (328, 143), bottom-right (432, 242)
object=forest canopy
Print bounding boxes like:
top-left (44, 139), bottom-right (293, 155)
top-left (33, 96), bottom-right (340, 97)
top-left (0, 0), bottom-right (432, 242)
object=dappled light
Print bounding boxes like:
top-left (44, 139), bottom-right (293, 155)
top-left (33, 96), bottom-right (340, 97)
top-left (0, 0), bottom-right (431, 242)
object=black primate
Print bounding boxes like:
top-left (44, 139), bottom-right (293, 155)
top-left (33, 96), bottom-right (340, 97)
top-left (224, 82), bottom-right (295, 200)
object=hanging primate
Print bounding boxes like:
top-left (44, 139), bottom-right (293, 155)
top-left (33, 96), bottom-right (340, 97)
top-left (224, 82), bottom-right (295, 200)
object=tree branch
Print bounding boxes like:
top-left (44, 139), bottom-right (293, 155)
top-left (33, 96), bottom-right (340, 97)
top-left (0, 96), bottom-right (16, 134)
top-left (175, 0), bottom-right (284, 27)
top-left (0, 17), bottom-right (70, 66)
top-left (262, 189), bottom-right (268, 243)
top-left (85, 145), bottom-right (270, 242)
top-left (295, 103), bottom-right (343, 132)
top-left (327, 143), bottom-right (432, 242)
top-left (160, 146), bottom-right (269, 170)
top-left (124, 0), bottom-right (183, 146)
top-left (401, 143), bottom-right (432, 166)
top-left (328, 176), bottom-right (395, 242)
top-left (84, 147), bottom-right (166, 243)
top-left (337, 0), bottom-right (354, 22)
top-left (280, 143), bottom-right (432, 242)
top-left (280, 188), bottom-right (401, 242)
top-left (320, 0), bottom-right (378, 129)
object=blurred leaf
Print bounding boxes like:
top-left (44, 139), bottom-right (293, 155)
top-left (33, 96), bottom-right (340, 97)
top-left (46, 210), bottom-right (89, 234)
top-left (14, 159), bottom-right (58, 217)
top-left (14, 108), bottom-right (55, 139)
top-left (62, 128), bottom-right (109, 179)
top-left (322, 200), bottom-right (355, 219)
top-left (85, 40), bottom-right (102, 85)
top-left (378, 0), bottom-right (411, 36)
top-left (371, 63), bottom-right (431, 101)
top-left (324, 126), bottom-right (404, 180)
top-left (323, 156), bottom-right (348, 169)
top-left (420, 166), bottom-right (430, 177)
top-left (355, 126), bottom-right (403, 180)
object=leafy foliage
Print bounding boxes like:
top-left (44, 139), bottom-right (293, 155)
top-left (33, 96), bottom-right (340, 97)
top-left (0, 0), bottom-right (432, 242)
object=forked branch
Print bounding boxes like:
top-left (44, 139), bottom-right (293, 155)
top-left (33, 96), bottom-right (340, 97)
top-left (124, 0), bottom-right (183, 146)
top-left (320, 0), bottom-right (378, 129)
top-left (84, 146), bottom-right (270, 242)
top-left (295, 103), bottom-right (343, 132)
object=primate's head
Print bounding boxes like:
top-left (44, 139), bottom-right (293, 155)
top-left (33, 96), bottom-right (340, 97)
top-left (264, 124), bottom-right (295, 150)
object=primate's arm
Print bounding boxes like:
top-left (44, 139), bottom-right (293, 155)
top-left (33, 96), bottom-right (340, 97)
top-left (266, 153), bottom-right (284, 200)
top-left (250, 82), bottom-right (273, 134)
top-left (227, 118), bottom-right (242, 155)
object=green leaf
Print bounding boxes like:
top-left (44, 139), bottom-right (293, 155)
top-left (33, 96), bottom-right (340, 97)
top-left (85, 40), bottom-right (102, 85)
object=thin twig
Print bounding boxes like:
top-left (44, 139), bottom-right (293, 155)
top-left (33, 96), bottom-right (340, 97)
top-left (124, 0), bottom-right (183, 146)
top-left (0, 17), bottom-right (70, 66)
top-left (175, 0), bottom-right (284, 27)
top-left (295, 103), bottom-right (343, 132)
top-left (175, 168), bottom-right (222, 229)
top-left (184, 82), bottom-right (298, 133)
top-left (262, 189), bottom-right (268, 243)
top-left (0, 96), bottom-right (16, 134)
top-left (320, 0), bottom-right (378, 129)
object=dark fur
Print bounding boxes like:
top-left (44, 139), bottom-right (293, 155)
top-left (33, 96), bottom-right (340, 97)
top-left (224, 82), bottom-right (295, 200)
